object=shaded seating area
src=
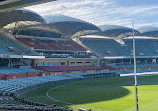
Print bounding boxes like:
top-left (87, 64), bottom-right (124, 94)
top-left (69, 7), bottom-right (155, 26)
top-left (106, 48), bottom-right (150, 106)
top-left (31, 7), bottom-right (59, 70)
top-left (0, 92), bottom-right (72, 111)
top-left (81, 38), bottom-right (130, 56)
top-left (0, 34), bottom-right (37, 56)
top-left (81, 38), bottom-right (158, 57)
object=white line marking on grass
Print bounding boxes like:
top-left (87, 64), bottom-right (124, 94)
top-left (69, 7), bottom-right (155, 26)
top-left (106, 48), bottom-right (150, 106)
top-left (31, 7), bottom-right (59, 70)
top-left (120, 72), bottom-right (158, 76)
top-left (46, 83), bottom-right (109, 111)
top-left (46, 84), bottom-right (73, 105)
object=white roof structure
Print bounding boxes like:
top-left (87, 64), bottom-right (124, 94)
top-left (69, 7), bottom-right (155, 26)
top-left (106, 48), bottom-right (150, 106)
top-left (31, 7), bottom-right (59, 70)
top-left (43, 15), bottom-right (88, 24)
top-left (0, 0), bottom-right (56, 13)
top-left (99, 25), bottom-right (131, 32)
top-left (138, 26), bottom-right (158, 33)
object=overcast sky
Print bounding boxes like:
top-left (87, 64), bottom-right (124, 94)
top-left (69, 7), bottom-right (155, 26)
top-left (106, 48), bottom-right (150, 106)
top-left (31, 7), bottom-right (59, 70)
top-left (25, 0), bottom-right (158, 28)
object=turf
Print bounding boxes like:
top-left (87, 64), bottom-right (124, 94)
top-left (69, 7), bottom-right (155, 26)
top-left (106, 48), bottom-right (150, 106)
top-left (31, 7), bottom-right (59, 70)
top-left (20, 75), bottom-right (158, 111)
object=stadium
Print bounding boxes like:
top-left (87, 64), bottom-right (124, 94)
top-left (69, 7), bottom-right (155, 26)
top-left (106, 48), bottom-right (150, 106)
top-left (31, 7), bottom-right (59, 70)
top-left (1, 0), bottom-right (158, 111)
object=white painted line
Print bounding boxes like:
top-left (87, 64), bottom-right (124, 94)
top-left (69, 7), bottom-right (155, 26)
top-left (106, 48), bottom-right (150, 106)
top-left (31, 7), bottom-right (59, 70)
top-left (120, 71), bottom-right (158, 76)
top-left (46, 83), bottom-right (109, 111)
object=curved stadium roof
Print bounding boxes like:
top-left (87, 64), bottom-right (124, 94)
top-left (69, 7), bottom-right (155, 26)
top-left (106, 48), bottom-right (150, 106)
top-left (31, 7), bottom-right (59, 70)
top-left (0, 9), bottom-right (45, 28)
top-left (99, 25), bottom-right (131, 32)
top-left (138, 26), bottom-right (158, 33)
top-left (86, 25), bottom-right (140, 39)
top-left (8, 14), bottom-right (100, 38)
top-left (0, 0), bottom-right (56, 13)
top-left (138, 26), bottom-right (158, 37)
top-left (44, 15), bottom-right (87, 24)
top-left (43, 15), bottom-right (101, 37)
top-left (13, 24), bottom-right (63, 38)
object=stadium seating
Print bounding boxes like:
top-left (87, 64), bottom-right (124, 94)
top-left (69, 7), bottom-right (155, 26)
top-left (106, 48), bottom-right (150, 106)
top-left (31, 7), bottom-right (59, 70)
top-left (0, 34), bottom-right (37, 56)
top-left (0, 92), bottom-right (71, 111)
top-left (81, 38), bottom-right (130, 56)
top-left (0, 67), bottom-right (42, 75)
top-left (105, 63), bottom-right (158, 75)
top-left (123, 39), bottom-right (153, 56)
top-left (81, 38), bottom-right (158, 57)
top-left (0, 75), bottom-right (70, 93)
top-left (0, 67), bottom-right (43, 80)
top-left (0, 71), bottom-right (117, 93)
top-left (17, 37), bottom-right (86, 51)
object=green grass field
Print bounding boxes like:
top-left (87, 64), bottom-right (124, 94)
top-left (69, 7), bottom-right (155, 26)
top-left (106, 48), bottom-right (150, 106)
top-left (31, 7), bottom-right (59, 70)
top-left (20, 75), bottom-right (158, 111)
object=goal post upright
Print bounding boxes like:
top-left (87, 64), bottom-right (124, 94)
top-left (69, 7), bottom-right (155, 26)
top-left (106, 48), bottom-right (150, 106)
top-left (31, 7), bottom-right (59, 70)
top-left (132, 20), bottom-right (139, 111)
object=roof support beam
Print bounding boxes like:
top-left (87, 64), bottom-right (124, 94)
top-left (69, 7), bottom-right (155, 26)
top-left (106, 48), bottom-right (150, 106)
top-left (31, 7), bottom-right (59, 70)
top-left (0, 0), bottom-right (56, 13)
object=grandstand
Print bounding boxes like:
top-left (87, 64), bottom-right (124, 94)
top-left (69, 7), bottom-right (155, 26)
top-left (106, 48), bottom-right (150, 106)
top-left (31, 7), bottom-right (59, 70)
top-left (0, 94), bottom-right (68, 111)
top-left (81, 38), bottom-right (130, 57)
top-left (6, 14), bottom-right (99, 59)
top-left (0, 71), bottom-right (75, 110)
top-left (16, 36), bottom-right (86, 52)
top-left (0, 33), bottom-right (38, 56)
top-left (80, 37), bottom-right (158, 57)
top-left (0, 9), bottom-right (158, 79)
top-left (1, 3), bottom-right (158, 110)
top-left (77, 29), bottom-right (158, 77)
top-left (0, 9), bottom-right (103, 86)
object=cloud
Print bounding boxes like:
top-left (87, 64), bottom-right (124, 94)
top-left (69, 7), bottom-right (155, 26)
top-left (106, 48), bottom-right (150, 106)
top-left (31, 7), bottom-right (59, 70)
top-left (25, 0), bottom-right (158, 28)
